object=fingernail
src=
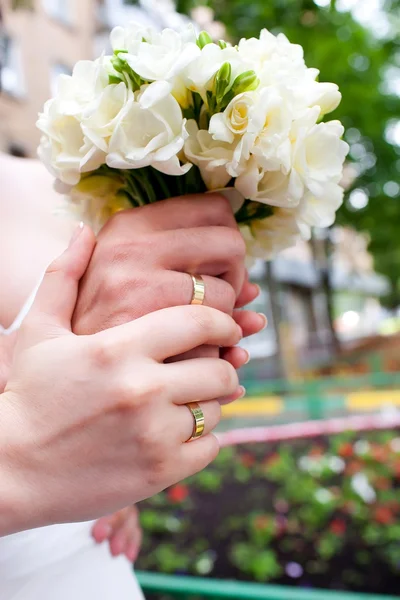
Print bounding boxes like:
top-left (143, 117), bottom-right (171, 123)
top-left (258, 313), bottom-right (268, 330)
top-left (237, 324), bottom-right (243, 338)
top-left (238, 385), bottom-right (246, 399)
top-left (68, 221), bottom-right (84, 248)
top-left (253, 284), bottom-right (261, 298)
top-left (243, 350), bottom-right (251, 365)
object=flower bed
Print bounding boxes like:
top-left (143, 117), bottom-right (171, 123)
top-left (136, 429), bottom-right (400, 596)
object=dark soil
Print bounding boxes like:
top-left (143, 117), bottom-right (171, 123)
top-left (137, 429), bottom-right (400, 596)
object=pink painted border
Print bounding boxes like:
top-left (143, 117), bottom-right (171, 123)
top-left (217, 412), bottom-right (400, 447)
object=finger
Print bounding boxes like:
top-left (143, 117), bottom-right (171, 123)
top-left (100, 305), bottom-right (242, 362)
top-left (178, 433), bottom-right (220, 480)
top-left (221, 346), bottom-right (250, 370)
top-left (173, 399), bottom-right (221, 443)
top-left (167, 344), bottom-right (219, 363)
top-left (157, 227), bottom-right (246, 296)
top-left (119, 271), bottom-right (236, 317)
top-left (22, 224), bottom-right (96, 340)
top-left (218, 384), bottom-right (246, 405)
top-left (236, 281), bottom-right (260, 308)
top-left (126, 526), bottom-right (142, 562)
top-left (99, 193), bottom-right (238, 236)
top-left (91, 515), bottom-right (113, 543)
top-left (160, 357), bottom-right (239, 404)
top-left (109, 525), bottom-right (129, 557)
top-left (233, 310), bottom-right (267, 338)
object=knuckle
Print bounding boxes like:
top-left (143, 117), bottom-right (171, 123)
top-left (217, 360), bottom-right (238, 392)
top-left (210, 194), bottom-right (234, 222)
top-left (209, 401), bottom-right (222, 426)
top-left (222, 284), bottom-right (236, 313)
top-left (206, 435), bottom-right (221, 462)
top-left (229, 228), bottom-right (246, 260)
top-left (116, 377), bottom-right (165, 409)
top-left (91, 338), bottom-right (118, 369)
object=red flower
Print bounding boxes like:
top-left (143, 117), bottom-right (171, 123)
top-left (330, 519), bottom-right (346, 536)
top-left (346, 460), bottom-right (363, 475)
top-left (168, 484), bottom-right (189, 503)
top-left (374, 506), bottom-right (394, 525)
top-left (338, 443), bottom-right (353, 458)
top-left (241, 453), bottom-right (256, 468)
top-left (371, 445), bottom-right (389, 463)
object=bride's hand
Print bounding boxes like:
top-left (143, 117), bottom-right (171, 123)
top-left (0, 224), bottom-right (242, 535)
top-left (0, 332), bottom-right (16, 393)
top-left (72, 194), bottom-right (266, 368)
top-left (92, 506), bottom-right (142, 562)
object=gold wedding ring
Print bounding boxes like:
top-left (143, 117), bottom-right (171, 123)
top-left (186, 402), bottom-right (205, 442)
top-left (190, 275), bottom-right (205, 305)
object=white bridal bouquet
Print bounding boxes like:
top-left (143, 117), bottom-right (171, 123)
top-left (37, 23), bottom-right (349, 260)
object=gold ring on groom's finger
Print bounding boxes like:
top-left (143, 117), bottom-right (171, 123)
top-left (186, 402), bottom-right (205, 442)
top-left (190, 275), bottom-right (205, 305)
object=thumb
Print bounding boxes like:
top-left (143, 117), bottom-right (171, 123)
top-left (22, 223), bottom-right (96, 339)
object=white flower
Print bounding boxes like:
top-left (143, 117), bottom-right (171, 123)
top-left (210, 88), bottom-right (292, 176)
top-left (36, 57), bottom-right (113, 185)
top-left (354, 440), bottom-right (371, 455)
top-left (328, 456), bottom-right (346, 474)
top-left (209, 92), bottom-right (257, 145)
top-left (305, 81), bottom-right (341, 117)
top-left (37, 101), bottom-right (106, 186)
top-left (235, 158), bottom-right (303, 208)
top-left (351, 473), bottom-right (376, 504)
top-left (237, 29), bottom-right (279, 70)
top-left (110, 22), bottom-right (152, 54)
top-left (81, 83), bottom-right (133, 153)
top-left (292, 110), bottom-right (349, 198)
top-left (184, 120), bottom-right (234, 189)
top-left (241, 87), bottom-right (292, 173)
top-left (296, 183), bottom-right (344, 237)
top-left (106, 82), bottom-right (191, 176)
top-left (314, 489), bottom-right (334, 504)
top-left (183, 43), bottom-right (245, 100)
top-left (54, 58), bottom-right (110, 117)
top-left (240, 208), bottom-right (300, 261)
top-left (112, 23), bottom-right (200, 82)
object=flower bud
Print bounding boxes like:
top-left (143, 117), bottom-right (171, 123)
top-left (231, 70), bottom-right (259, 96)
top-left (215, 62), bottom-right (232, 103)
top-left (197, 31), bottom-right (213, 49)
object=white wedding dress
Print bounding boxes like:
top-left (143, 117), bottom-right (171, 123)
top-left (0, 289), bottom-right (144, 600)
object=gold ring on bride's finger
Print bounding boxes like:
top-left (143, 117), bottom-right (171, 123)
top-left (190, 275), bottom-right (205, 305)
top-left (186, 402), bottom-right (205, 442)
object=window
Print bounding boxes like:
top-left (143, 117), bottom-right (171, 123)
top-left (42, 0), bottom-right (70, 24)
top-left (50, 63), bottom-right (71, 97)
top-left (0, 35), bottom-right (25, 97)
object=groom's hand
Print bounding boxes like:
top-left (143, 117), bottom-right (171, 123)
top-left (72, 194), bottom-right (265, 358)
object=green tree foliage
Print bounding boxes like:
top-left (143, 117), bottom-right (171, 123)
top-left (176, 0), bottom-right (400, 304)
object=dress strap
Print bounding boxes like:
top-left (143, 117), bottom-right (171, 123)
top-left (0, 276), bottom-right (44, 335)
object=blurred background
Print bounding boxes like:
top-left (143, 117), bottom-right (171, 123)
top-left (1, 0), bottom-right (400, 597)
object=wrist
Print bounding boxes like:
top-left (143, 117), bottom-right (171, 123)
top-left (0, 392), bottom-right (34, 536)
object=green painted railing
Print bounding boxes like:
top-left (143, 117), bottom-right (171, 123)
top-left (137, 572), bottom-right (398, 600)
top-left (241, 371), bottom-right (400, 397)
